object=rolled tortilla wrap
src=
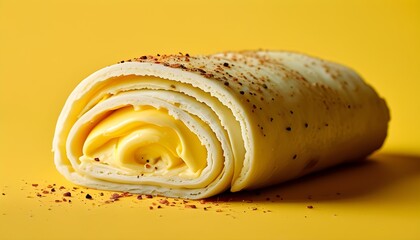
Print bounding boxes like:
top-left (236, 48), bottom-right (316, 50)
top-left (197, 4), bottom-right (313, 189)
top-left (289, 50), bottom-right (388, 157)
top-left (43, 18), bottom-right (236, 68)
top-left (52, 51), bottom-right (390, 199)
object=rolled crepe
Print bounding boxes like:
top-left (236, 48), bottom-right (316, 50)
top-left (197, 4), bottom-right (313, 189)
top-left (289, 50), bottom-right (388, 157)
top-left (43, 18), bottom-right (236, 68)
top-left (53, 51), bottom-right (389, 199)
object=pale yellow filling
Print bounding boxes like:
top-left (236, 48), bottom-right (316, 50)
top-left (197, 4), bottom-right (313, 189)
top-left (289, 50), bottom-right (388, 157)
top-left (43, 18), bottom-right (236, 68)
top-left (80, 105), bottom-right (207, 179)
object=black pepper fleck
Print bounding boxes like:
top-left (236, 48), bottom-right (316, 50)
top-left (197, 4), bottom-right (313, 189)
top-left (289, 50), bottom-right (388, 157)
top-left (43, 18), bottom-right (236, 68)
top-left (286, 127), bottom-right (292, 131)
top-left (85, 194), bottom-right (93, 200)
top-left (239, 91), bottom-right (245, 95)
top-left (223, 62), bottom-right (229, 67)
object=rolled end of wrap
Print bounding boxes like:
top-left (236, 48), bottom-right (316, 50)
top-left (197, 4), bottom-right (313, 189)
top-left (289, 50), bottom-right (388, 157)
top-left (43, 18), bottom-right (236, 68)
top-left (52, 51), bottom-right (390, 199)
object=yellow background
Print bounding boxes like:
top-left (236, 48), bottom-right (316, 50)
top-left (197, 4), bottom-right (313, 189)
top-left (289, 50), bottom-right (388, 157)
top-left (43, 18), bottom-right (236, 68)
top-left (1, 0), bottom-right (419, 239)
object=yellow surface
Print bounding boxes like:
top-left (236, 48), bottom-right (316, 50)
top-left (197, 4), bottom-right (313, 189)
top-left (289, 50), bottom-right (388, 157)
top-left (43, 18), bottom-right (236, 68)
top-left (0, 0), bottom-right (419, 239)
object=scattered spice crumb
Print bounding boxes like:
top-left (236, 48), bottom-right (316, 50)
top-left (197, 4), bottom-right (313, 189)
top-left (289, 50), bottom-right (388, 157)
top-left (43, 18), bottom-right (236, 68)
top-left (110, 193), bottom-right (121, 200)
top-left (32, 184), bottom-right (38, 187)
top-left (307, 205), bottom-right (314, 209)
top-left (63, 192), bottom-right (71, 197)
top-left (85, 194), bottom-right (93, 200)
top-left (185, 205), bottom-right (197, 209)
top-left (137, 195), bottom-right (143, 200)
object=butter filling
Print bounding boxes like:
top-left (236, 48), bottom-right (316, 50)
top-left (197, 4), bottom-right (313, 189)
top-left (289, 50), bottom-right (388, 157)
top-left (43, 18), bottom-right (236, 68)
top-left (80, 105), bottom-right (207, 179)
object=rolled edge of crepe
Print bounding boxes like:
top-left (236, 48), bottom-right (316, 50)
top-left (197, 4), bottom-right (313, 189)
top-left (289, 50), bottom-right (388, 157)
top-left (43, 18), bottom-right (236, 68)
top-left (52, 50), bottom-right (390, 199)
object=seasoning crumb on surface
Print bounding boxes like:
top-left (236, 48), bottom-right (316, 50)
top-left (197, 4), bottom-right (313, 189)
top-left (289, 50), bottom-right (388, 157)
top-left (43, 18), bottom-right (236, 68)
top-left (85, 194), bottom-right (93, 199)
top-left (110, 193), bottom-right (121, 200)
top-left (307, 205), bottom-right (314, 209)
top-left (63, 192), bottom-right (71, 197)
top-left (185, 204), bottom-right (197, 209)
